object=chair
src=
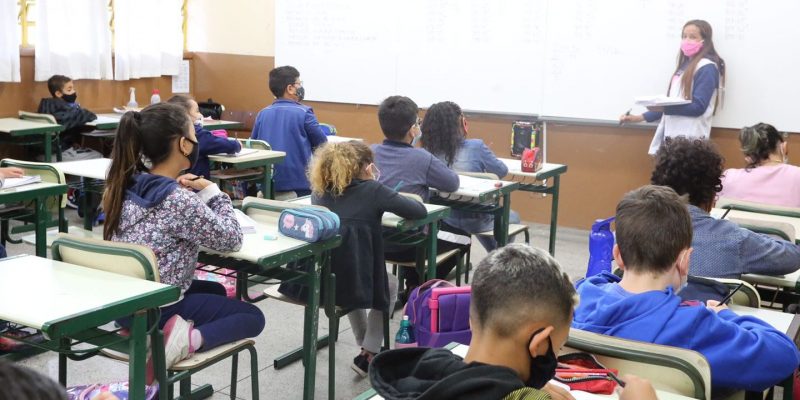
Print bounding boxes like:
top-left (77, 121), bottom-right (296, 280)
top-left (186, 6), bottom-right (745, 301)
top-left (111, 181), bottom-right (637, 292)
top-left (51, 235), bottom-right (259, 400)
top-left (241, 196), bottom-right (375, 400)
top-left (0, 158), bottom-right (67, 246)
top-left (704, 277), bottom-right (762, 308)
top-left (18, 111), bottom-right (63, 162)
top-left (564, 328), bottom-right (712, 400)
top-left (210, 139), bottom-right (274, 200)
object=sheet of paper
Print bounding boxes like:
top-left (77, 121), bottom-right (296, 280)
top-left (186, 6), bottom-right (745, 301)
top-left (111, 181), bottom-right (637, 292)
top-left (234, 209), bottom-right (257, 234)
top-left (211, 148), bottom-right (259, 157)
top-left (0, 175), bottom-right (41, 189)
top-left (172, 59), bottom-right (191, 94)
top-left (634, 95), bottom-right (691, 107)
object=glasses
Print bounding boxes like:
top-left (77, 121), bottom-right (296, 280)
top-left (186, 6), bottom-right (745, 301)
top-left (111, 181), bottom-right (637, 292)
top-left (293, 80), bottom-right (304, 87)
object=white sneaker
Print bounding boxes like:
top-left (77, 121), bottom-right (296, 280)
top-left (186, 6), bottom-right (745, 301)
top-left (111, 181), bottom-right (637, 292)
top-left (162, 315), bottom-right (194, 368)
top-left (61, 147), bottom-right (102, 162)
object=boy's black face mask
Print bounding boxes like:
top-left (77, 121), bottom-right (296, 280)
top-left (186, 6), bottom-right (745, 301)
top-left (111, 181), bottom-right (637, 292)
top-left (526, 328), bottom-right (558, 389)
top-left (62, 92), bottom-right (78, 103)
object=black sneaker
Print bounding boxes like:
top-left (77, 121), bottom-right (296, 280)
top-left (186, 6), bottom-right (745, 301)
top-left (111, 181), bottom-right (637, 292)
top-left (66, 188), bottom-right (79, 209)
top-left (351, 353), bottom-right (369, 378)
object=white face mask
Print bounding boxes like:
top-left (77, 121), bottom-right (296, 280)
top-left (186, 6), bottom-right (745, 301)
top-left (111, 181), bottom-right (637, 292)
top-left (194, 117), bottom-right (204, 126)
top-left (675, 251), bottom-right (689, 293)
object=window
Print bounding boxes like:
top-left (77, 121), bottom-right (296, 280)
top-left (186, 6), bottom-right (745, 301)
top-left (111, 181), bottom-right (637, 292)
top-left (17, 0), bottom-right (188, 50)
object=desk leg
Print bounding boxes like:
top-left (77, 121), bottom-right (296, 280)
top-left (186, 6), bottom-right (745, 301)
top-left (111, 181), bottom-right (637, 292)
top-left (302, 256), bottom-right (322, 400)
top-left (44, 132), bottom-right (53, 163)
top-left (548, 176), bottom-right (561, 256)
top-left (128, 313), bottom-right (147, 400)
top-left (34, 197), bottom-right (47, 257)
top-left (58, 337), bottom-right (69, 385)
top-left (426, 222), bottom-right (439, 281)
top-left (263, 165), bottom-right (273, 200)
top-left (82, 178), bottom-right (95, 231)
top-left (494, 195), bottom-right (511, 247)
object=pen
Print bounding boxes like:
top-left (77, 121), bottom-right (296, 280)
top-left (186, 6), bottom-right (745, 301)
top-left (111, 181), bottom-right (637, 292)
top-left (719, 208), bottom-right (732, 219)
top-left (190, 176), bottom-right (202, 181)
top-left (619, 108), bottom-right (632, 126)
top-left (607, 371), bottom-right (626, 388)
top-left (393, 180), bottom-right (404, 191)
top-left (719, 282), bottom-right (744, 305)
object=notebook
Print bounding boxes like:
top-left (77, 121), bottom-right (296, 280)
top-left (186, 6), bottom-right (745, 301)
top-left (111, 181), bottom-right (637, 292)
top-left (234, 209), bottom-right (258, 234)
top-left (212, 148), bottom-right (259, 157)
top-left (634, 95), bottom-right (692, 107)
top-left (0, 175), bottom-right (42, 189)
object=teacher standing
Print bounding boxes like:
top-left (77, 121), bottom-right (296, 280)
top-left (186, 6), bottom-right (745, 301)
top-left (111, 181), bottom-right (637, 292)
top-left (620, 19), bottom-right (726, 155)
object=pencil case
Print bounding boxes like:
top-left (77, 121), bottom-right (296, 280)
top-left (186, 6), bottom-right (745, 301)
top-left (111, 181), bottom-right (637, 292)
top-left (554, 352), bottom-right (621, 394)
top-left (278, 208), bottom-right (340, 242)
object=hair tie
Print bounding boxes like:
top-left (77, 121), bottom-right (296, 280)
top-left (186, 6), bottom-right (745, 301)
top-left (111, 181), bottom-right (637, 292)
top-left (132, 111), bottom-right (142, 121)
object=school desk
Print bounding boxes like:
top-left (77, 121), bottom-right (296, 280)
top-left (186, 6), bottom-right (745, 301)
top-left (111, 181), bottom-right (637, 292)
top-left (208, 149), bottom-right (286, 200)
top-left (197, 201), bottom-right (341, 400)
top-left (324, 135), bottom-right (364, 143)
top-left (0, 182), bottom-right (67, 257)
top-left (0, 255), bottom-right (178, 400)
top-left (710, 208), bottom-right (800, 244)
top-left (0, 118), bottom-right (64, 163)
top-left (499, 158), bottom-right (568, 256)
top-left (430, 175), bottom-right (520, 248)
top-left (292, 196), bottom-right (452, 281)
top-left (86, 113), bottom-right (245, 132)
top-left (52, 158), bottom-right (111, 230)
top-left (354, 342), bottom-right (700, 400)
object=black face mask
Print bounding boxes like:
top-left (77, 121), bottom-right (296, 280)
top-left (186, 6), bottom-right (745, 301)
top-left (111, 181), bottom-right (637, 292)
top-left (62, 92), bottom-right (78, 103)
top-left (526, 328), bottom-right (558, 389)
top-left (184, 137), bottom-right (200, 171)
top-left (295, 86), bottom-right (305, 101)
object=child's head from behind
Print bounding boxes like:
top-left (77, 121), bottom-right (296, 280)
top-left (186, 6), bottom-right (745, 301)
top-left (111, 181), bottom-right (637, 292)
top-left (739, 122), bottom-right (788, 168)
top-left (378, 95), bottom-right (420, 142)
top-left (167, 94), bottom-right (203, 124)
top-left (47, 74), bottom-right (76, 102)
top-left (470, 243), bottom-right (577, 386)
top-left (269, 66), bottom-right (303, 100)
top-left (650, 136), bottom-right (723, 210)
top-left (615, 185), bottom-right (692, 284)
top-left (309, 141), bottom-right (376, 197)
top-left (421, 101), bottom-right (465, 166)
top-left (0, 360), bottom-right (66, 400)
top-left (103, 103), bottom-right (194, 240)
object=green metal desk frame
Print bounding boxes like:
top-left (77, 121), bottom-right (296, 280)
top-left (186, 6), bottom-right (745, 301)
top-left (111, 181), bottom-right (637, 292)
top-left (511, 164), bottom-right (568, 256)
top-left (0, 182), bottom-right (67, 257)
top-left (0, 120), bottom-right (65, 163)
top-left (383, 206), bottom-right (452, 281)
top-left (198, 201), bottom-right (342, 400)
top-left (209, 152), bottom-right (285, 201)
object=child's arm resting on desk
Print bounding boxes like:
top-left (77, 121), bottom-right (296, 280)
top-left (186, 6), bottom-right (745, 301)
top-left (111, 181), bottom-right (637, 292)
top-left (736, 227), bottom-right (800, 276)
top-left (377, 183), bottom-right (427, 220)
top-left (425, 154), bottom-right (460, 193)
top-left (197, 129), bottom-right (241, 156)
top-left (168, 181), bottom-right (243, 252)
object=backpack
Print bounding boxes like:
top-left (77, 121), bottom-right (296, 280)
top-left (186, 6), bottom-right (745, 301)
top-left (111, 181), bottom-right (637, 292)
top-left (403, 279), bottom-right (472, 347)
top-left (197, 98), bottom-right (224, 120)
top-left (511, 120), bottom-right (543, 157)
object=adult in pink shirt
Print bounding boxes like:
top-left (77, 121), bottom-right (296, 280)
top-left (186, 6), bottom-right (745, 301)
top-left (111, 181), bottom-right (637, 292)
top-left (720, 123), bottom-right (800, 207)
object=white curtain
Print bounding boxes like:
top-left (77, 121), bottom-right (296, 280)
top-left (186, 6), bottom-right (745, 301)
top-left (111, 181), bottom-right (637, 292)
top-left (0, 0), bottom-right (21, 82)
top-left (34, 0), bottom-right (113, 81)
top-left (114, 0), bottom-right (183, 80)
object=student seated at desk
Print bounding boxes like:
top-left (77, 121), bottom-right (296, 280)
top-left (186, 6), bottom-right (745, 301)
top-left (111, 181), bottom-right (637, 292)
top-left (719, 122), bottom-right (800, 207)
top-left (573, 185), bottom-right (800, 394)
top-left (651, 137), bottom-right (800, 278)
top-left (250, 65), bottom-right (327, 199)
top-left (307, 141), bottom-right (426, 377)
top-left (371, 96), bottom-right (469, 293)
top-left (37, 74), bottom-right (101, 161)
top-left (421, 101), bottom-right (521, 251)
top-left (167, 95), bottom-right (241, 179)
top-left (103, 103), bottom-right (265, 383)
top-left (371, 244), bottom-right (657, 400)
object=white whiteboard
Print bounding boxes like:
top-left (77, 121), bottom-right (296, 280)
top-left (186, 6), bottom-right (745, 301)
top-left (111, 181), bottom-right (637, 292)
top-left (276, 0), bottom-right (800, 131)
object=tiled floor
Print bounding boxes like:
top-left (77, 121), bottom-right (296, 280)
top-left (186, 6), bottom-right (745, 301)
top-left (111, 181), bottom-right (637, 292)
top-left (5, 209), bottom-right (591, 399)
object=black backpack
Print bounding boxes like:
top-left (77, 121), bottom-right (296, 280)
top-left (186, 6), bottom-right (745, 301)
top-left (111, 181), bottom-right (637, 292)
top-left (197, 98), bottom-right (224, 120)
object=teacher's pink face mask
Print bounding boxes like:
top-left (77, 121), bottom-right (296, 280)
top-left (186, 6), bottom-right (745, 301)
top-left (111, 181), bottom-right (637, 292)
top-left (681, 39), bottom-right (704, 57)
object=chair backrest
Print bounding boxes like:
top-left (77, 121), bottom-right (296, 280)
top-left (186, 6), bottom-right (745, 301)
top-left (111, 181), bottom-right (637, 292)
top-left (237, 138), bottom-right (271, 150)
top-left (0, 158), bottom-right (67, 209)
top-left (717, 197), bottom-right (800, 218)
top-left (241, 196), bottom-right (329, 225)
top-left (729, 216), bottom-right (796, 243)
top-left (18, 110), bottom-right (57, 125)
top-left (457, 171), bottom-right (500, 180)
top-left (51, 234), bottom-right (160, 282)
top-left (564, 329), bottom-right (712, 400)
top-left (704, 277), bottom-right (761, 307)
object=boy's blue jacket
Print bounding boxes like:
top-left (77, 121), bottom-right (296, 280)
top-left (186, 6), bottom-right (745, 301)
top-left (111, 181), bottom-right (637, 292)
top-left (573, 272), bottom-right (800, 392)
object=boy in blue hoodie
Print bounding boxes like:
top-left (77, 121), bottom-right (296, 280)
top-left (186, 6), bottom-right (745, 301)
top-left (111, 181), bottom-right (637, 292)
top-left (573, 185), bottom-right (800, 393)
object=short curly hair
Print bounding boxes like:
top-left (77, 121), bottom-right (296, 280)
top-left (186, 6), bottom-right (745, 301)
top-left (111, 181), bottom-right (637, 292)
top-left (650, 137), bottom-right (724, 208)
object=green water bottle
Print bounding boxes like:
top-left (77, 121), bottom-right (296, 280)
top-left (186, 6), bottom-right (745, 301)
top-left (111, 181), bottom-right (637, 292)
top-left (395, 315), bottom-right (417, 348)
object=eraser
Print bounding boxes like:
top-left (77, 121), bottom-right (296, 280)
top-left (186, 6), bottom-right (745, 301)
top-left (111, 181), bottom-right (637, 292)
top-left (263, 233), bottom-right (278, 240)
top-left (494, 182), bottom-right (503, 188)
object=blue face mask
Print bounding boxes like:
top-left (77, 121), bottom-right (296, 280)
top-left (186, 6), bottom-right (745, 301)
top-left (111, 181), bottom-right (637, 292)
top-left (411, 132), bottom-right (422, 147)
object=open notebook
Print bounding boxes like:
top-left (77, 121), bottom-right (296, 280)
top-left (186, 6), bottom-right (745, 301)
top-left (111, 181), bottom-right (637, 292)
top-left (0, 175), bottom-right (41, 189)
top-left (212, 148), bottom-right (259, 157)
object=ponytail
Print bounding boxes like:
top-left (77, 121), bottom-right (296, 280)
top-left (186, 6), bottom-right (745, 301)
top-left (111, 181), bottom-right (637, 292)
top-left (739, 122), bottom-right (786, 170)
top-left (103, 103), bottom-right (193, 239)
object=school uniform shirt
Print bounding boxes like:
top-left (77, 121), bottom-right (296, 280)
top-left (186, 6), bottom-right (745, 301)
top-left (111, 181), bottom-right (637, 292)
top-left (187, 124), bottom-right (241, 179)
top-left (250, 99), bottom-right (328, 192)
top-left (372, 139), bottom-right (460, 201)
top-left (111, 173), bottom-right (243, 293)
top-left (37, 97), bottom-right (97, 131)
top-left (312, 179), bottom-right (426, 311)
top-left (573, 272), bottom-right (800, 392)
top-left (687, 205), bottom-right (800, 278)
top-left (719, 163), bottom-right (800, 208)
top-left (643, 58), bottom-right (720, 154)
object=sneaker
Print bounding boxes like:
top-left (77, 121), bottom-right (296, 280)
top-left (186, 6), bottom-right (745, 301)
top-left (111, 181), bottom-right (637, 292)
top-left (146, 315), bottom-right (194, 384)
top-left (351, 353), bottom-right (369, 378)
top-left (66, 188), bottom-right (79, 209)
top-left (61, 147), bottom-right (102, 162)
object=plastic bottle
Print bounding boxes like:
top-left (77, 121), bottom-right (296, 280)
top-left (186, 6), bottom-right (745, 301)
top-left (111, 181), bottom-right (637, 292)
top-left (150, 89), bottom-right (161, 105)
top-left (395, 315), bottom-right (417, 348)
top-left (127, 87), bottom-right (138, 108)
top-left (586, 216), bottom-right (615, 277)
